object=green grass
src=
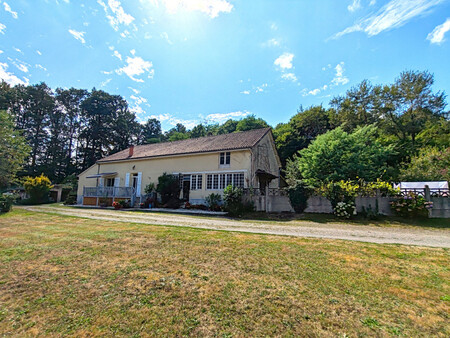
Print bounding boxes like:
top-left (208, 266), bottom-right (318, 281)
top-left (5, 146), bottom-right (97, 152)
top-left (0, 209), bottom-right (449, 336)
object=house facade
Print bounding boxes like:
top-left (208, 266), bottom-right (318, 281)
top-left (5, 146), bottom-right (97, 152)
top-left (77, 128), bottom-right (282, 206)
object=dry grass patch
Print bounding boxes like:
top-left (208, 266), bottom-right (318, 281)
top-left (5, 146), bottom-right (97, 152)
top-left (0, 209), bottom-right (449, 336)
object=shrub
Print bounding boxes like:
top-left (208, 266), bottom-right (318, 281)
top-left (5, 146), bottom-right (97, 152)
top-left (320, 180), bottom-right (358, 209)
top-left (334, 201), bottom-right (356, 219)
top-left (205, 193), bottom-right (222, 211)
top-left (286, 180), bottom-right (311, 213)
top-left (390, 194), bottom-right (432, 218)
top-left (23, 174), bottom-right (53, 204)
top-left (144, 182), bottom-right (156, 194)
top-left (63, 193), bottom-right (77, 205)
top-left (0, 194), bottom-right (15, 213)
top-left (223, 185), bottom-right (254, 216)
top-left (112, 201), bottom-right (122, 210)
top-left (156, 173), bottom-right (180, 205)
top-left (118, 199), bottom-right (130, 208)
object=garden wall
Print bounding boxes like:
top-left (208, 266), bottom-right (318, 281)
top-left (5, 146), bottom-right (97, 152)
top-left (304, 195), bottom-right (392, 215)
top-left (429, 196), bottom-right (450, 218)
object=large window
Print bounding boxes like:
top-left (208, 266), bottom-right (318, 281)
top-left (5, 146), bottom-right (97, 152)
top-left (105, 178), bottom-right (115, 187)
top-left (206, 172), bottom-right (244, 190)
top-left (219, 152), bottom-right (231, 166)
top-left (190, 174), bottom-right (203, 190)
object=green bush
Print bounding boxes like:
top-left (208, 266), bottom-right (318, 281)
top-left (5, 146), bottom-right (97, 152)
top-left (156, 173), bottom-right (180, 205)
top-left (63, 193), bottom-right (77, 205)
top-left (223, 185), bottom-right (254, 216)
top-left (390, 194), bottom-right (432, 218)
top-left (286, 180), bottom-right (311, 213)
top-left (205, 193), bottom-right (222, 211)
top-left (0, 194), bottom-right (15, 213)
top-left (23, 174), bottom-right (53, 204)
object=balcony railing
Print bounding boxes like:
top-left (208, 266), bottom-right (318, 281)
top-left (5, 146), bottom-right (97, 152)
top-left (83, 186), bottom-right (135, 198)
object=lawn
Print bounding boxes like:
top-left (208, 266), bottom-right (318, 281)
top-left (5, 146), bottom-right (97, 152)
top-left (0, 209), bottom-right (449, 336)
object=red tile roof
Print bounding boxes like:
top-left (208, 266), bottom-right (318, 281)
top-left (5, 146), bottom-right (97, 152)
top-left (98, 128), bottom-right (271, 163)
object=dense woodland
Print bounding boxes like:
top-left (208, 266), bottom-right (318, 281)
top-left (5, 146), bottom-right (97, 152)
top-left (0, 70), bottom-right (449, 188)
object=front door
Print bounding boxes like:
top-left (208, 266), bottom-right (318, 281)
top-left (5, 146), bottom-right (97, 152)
top-left (183, 180), bottom-right (190, 201)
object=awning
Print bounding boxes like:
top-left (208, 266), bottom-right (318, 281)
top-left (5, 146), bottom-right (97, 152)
top-left (86, 172), bottom-right (117, 179)
top-left (255, 169), bottom-right (278, 180)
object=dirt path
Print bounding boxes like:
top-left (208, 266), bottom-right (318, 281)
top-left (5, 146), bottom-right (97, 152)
top-left (21, 205), bottom-right (450, 248)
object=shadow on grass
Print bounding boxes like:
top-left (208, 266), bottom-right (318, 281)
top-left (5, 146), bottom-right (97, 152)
top-left (239, 212), bottom-right (450, 229)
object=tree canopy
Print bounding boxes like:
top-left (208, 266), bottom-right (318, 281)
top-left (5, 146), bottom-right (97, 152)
top-left (289, 126), bottom-right (396, 186)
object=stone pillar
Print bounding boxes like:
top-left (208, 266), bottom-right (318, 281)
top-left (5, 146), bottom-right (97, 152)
top-left (424, 185), bottom-right (430, 201)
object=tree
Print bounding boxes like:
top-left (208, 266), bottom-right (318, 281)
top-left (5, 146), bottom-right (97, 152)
top-left (378, 71), bottom-right (447, 152)
top-left (217, 119), bottom-right (238, 134)
top-left (399, 147), bottom-right (450, 182)
top-left (290, 126), bottom-right (395, 186)
top-left (23, 174), bottom-right (53, 204)
top-left (190, 124), bottom-right (207, 138)
top-left (330, 80), bottom-right (381, 131)
top-left (140, 118), bottom-right (162, 144)
top-left (235, 115), bottom-right (269, 132)
top-left (0, 110), bottom-right (30, 188)
top-left (273, 105), bottom-right (333, 164)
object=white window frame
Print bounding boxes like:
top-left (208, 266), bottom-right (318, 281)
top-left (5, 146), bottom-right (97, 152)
top-left (206, 172), bottom-right (245, 190)
top-left (219, 152), bottom-right (231, 168)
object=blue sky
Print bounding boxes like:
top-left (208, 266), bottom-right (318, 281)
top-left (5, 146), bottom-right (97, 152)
top-left (1, 0), bottom-right (449, 130)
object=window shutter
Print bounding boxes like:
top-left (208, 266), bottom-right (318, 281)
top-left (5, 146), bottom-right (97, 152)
top-left (136, 172), bottom-right (142, 195)
top-left (98, 178), bottom-right (104, 187)
top-left (125, 173), bottom-right (130, 187)
top-left (114, 177), bottom-right (120, 187)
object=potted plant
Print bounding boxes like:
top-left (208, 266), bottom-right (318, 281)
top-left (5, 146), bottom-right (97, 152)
top-left (112, 201), bottom-right (121, 210)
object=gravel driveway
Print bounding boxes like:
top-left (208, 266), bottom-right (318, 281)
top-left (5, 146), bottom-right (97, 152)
top-left (22, 205), bottom-right (450, 248)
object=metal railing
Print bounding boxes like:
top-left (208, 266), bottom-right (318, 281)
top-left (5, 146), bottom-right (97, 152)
top-left (399, 188), bottom-right (449, 198)
top-left (83, 186), bottom-right (135, 198)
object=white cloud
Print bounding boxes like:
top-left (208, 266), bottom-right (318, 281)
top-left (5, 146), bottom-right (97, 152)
top-left (156, 0), bottom-right (233, 18)
top-left (240, 90), bottom-right (250, 95)
top-left (130, 95), bottom-right (147, 105)
top-left (274, 52), bottom-right (294, 69)
top-left (205, 111), bottom-right (250, 123)
top-left (168, 117), bottom-right (199, 129)
top-left (0, 23), bottom-right (5, 34)
top-left (129, 87), bottom-right (140, 94)
top-left (68, 29), bottom-right (86, 44)
top-left (0, 50), bottom-right (3, 54)
top-left (98, 0), bottom-right (135, 31)
top-left (3, 2), bottom-right (18, 19)
top-left (115, 52), bottom-right (154, 82)
top-left (255, 83), bottom-right (267, 92)
top-left (0, 62), bottom-right (29, 86)
top-left (281, 72), bottom-right (297, 82)
top-left (331, 62), bottom-right (349, 85)
top-left (35, 64), bottom-right (47, 71)
top-left (113, 50), bottom-right (122, 60)
top-left (15, 63), bottom-right (28, 73)
top-left (36, 50), bottom-right (42, 55)
top-left (150, 113), bottom-right (171, 121)
top-left (100, 78), bottom-right (112, 87)
top-left (427, 18), bottom-right (450, 44)
top-left (370, 0), bottom-right (377, 5)
top-left (102, 70), bottom-right (113, 74)
top-left (262, 38), bottom-right (280, 47)
top-left (348, 0), bottom-right (361, 12)
top-left (302, 85), bottom-right (328, 97)
top-left (160, 32), bottom-right (173, 44)
top-left (333, 0), bottom-right (444, 38)
top-left (13, 47), bottom-right (23, 54)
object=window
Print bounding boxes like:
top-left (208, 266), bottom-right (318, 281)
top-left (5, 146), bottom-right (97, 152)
top-left (219, 152), bottom-right (231, 166)
top-left (206, 172), bottom-right (245, 190)
top-left (190, 174), bottom-right (203, 190)
top-left (105, 178), bottom-right (115, 187)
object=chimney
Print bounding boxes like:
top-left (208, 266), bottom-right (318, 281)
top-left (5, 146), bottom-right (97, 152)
top-left (128, 145), bottom-right (134, 157)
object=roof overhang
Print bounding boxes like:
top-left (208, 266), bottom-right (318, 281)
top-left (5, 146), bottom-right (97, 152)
top-left (86, 172), bottom-right (117, 178)
top-left (255, 169), bottom-right (278, 180)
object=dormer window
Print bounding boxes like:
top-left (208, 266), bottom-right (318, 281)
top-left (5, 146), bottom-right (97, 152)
top-left (220, 152), bottom-right (230, 167)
